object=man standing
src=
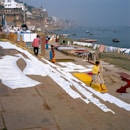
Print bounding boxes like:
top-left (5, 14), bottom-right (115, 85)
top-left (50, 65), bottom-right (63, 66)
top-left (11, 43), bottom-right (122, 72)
top-left (32, 35), bottom-right (41, 56)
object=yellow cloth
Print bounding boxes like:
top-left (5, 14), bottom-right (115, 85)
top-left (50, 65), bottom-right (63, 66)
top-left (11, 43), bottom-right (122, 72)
top-left (73, 73), bottom-right (107, 93)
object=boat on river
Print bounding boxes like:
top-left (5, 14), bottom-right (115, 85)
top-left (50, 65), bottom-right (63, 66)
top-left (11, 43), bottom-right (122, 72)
top-left (112, 39), bottom-right (120, 43)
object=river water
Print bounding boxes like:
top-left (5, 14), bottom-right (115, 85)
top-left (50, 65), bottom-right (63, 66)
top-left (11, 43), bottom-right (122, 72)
top-left (54, 26), bottom-right (130, 48)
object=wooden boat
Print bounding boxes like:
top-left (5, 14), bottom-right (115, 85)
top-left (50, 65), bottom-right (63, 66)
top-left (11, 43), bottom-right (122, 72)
top-left (86, 30), bottom-right (90, 33)
top-left (112, 39), bottom-right (120, 42)
top-left (78, 38), bottom-right (97, 43)
top-left (72, 33), bottom-right (76, 36)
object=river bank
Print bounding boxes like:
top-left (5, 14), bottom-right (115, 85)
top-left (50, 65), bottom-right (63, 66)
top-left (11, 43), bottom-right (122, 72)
top-left (50, 35), bottom-right (130, 71)
top-left (0, 35), bottom-right (130, 130)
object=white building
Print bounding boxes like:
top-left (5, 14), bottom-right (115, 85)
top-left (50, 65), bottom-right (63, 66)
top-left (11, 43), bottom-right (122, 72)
top-left (3, 0), bottom-right (25, 10)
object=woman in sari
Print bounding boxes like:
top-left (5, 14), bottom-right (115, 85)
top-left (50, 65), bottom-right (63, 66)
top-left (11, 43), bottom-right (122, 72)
top-left (50, 45), bottom-right (56, 63)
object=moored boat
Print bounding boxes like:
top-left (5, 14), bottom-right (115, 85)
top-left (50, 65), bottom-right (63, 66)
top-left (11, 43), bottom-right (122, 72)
top-left (78, 38), bottom-right (97, 43)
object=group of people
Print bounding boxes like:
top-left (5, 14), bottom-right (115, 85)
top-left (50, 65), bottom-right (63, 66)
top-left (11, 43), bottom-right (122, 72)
top-left (32, 35), bottom-right (56, 63)
top-left (32, 35), bottom-right (105, 90)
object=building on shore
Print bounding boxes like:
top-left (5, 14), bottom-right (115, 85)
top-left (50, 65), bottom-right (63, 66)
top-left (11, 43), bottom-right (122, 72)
top-left (0, 0), bottom-right (48, 31)
top-left (0, 0), bottom-right (71, 32)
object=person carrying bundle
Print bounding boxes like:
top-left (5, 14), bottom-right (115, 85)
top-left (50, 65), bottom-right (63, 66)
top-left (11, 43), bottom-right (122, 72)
top-left (90, 60), bottom-right (105, 90)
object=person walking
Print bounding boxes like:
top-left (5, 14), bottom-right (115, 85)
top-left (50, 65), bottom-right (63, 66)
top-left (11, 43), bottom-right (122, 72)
top-left (32, 35), bottom-right (41, 56)
top-left (17, 28), bottom-right (21, 42)
top-left (90, 60), bottom-right (105, 90)
top-left (49, 45), bottom-right (56, 63)
top-left (88, 52), bottom-right (92, 62)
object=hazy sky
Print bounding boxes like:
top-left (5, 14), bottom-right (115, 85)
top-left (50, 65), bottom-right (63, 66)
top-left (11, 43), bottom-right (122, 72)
top-left (25, 0), bottom-right (130, 26)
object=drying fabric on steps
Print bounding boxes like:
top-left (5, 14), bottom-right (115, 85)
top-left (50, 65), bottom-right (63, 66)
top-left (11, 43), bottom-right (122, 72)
top-left (73, 73), bottom-right (108, 93)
